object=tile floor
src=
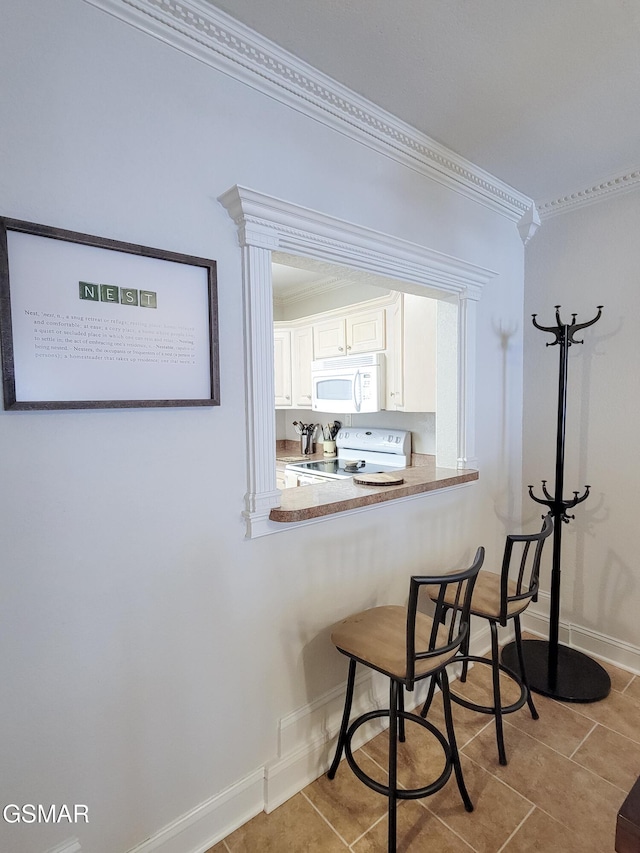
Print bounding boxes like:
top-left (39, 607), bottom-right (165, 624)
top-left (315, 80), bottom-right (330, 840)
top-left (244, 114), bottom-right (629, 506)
top-left (210, 648), bottom-right (640, 852)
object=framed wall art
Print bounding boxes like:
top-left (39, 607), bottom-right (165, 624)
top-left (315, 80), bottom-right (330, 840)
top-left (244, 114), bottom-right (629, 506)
top-left (0, 218), bottom-right (219, 409)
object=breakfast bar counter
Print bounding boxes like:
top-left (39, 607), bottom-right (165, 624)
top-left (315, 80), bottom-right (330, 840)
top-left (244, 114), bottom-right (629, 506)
top-left (270, 455), bottom-right (478, 522)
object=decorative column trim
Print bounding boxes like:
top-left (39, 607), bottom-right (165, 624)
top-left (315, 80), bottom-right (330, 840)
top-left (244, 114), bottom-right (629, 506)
top-left (241, 244), bottom-right (282, 523)
top-left (219, 185), bottom-right (496, 536)
top-left (517, 204), bottom-right (541, 246)
top-left (457, 287), bottom-right (481, 470)
top-left (83, 0), bottom-right (533, 224)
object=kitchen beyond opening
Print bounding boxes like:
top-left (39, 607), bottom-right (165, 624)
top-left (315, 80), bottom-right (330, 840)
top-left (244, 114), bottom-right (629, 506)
top-left (272, 254), bottom-right (458, 489)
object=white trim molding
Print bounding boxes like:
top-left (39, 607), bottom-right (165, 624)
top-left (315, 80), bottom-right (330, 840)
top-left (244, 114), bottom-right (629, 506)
top-left (83, 0), bottom-right (533, 223)
top-left (457, 289), bottom-right (479, 470)
top-left (45, 840), bottom-right (82, 853)
top-left (124, 768), bottom-right (264, 853)
top-left (523, 590), bottom-right (640, 675)
top-left (537, 168), bottom-right (640, 220)
top-left (218, 185), bottom-right (496, 537)
top-left (517, 205), bottom-right (542, 245)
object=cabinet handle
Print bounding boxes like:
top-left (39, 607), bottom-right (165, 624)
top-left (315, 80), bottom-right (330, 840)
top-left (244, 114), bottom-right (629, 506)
top-left (347, 345), bottom-right (352, 350)
top-left (285, 395), bottom-right (290, 400)
top-left (338, 346), bottom-right (344, 351)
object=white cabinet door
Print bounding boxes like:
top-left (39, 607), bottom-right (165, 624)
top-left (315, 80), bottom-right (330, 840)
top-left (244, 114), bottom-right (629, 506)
top-left (313, 309), bottom-right (385, 358)
top-left (274, 329), bottom-right (292, 407)
top-left (386, 295), bottom-right (404, 409)
top-left (313, 317), bottom-right (346, 359)
top-left (399, 294), bottom-right (437, 412)
top-left (347, 308), bottom-right (385, 354)
top-left (291, 325), bottom-right (313, 407)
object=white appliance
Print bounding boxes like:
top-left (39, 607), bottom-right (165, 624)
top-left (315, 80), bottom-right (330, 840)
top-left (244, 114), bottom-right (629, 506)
top-left (311, 352), bottom-right (385, 414)
top-left (284, 427), bottom-right (410, 486)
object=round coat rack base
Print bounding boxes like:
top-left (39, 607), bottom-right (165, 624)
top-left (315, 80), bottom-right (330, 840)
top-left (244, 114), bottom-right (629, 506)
top-left (502, 639), bottom-right (611, 703)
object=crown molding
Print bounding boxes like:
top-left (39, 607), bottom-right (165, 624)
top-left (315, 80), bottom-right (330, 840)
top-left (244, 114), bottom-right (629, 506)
top-left (537, 168), bottom-right (640, 220)
top-left (219, 185), bottom-right (497, 294)
top-left (83, 0), bottom-right (533, 223)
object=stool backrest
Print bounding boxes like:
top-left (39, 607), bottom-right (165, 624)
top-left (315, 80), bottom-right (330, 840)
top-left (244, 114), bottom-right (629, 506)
top-left (405, 546), bottom-right (485, 686)
top-left (499, 513), bottom-right (554, 625)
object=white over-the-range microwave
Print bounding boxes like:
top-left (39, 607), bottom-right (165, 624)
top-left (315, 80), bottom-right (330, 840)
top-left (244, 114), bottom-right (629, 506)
top-left (311, 352), bottom-right (385, 413)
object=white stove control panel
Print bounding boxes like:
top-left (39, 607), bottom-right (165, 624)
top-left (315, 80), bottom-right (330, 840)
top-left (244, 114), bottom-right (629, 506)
top-left (336, 427), bottom-right (411, 458)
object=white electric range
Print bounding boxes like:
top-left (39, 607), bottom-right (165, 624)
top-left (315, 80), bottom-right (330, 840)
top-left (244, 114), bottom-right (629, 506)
top-left (285, 427), bottom-right (411, 486)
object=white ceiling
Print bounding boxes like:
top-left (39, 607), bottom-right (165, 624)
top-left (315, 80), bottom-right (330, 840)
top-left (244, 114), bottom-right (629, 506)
top-left (206, 0), bottom-right (640, 203)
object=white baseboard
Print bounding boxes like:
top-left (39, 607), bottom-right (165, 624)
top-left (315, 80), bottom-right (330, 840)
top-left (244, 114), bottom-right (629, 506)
top-left (125, 613), bottom-right (639, 853)
top-left (522, 591), bottom-right (640, 674)
top-left (125, 768), bottom-right (264, 853)
top-left (45, 840), bottom-right (81, 853)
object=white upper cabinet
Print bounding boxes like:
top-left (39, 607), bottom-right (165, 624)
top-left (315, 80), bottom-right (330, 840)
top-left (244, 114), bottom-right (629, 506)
top-left (313, 317), bottom-right (346, 359)
top-left (274, 294), bottom-right (435, 412)
top-left (273, 329), bottom-right (292, 407)
top-left (347, 309), bottom-right (386, 354)
top-left (386, 293), bottom-right (436, 412)
top-left (313, 308), bottom-right (385, 359)
top-left (291, 325), bottom-right (313, 407)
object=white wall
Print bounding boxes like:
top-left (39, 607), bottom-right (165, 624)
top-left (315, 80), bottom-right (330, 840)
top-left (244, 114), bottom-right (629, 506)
top-left (0, 2), bottom-right (527, 852)
top-left (524, 191), bottom-right (640, 654)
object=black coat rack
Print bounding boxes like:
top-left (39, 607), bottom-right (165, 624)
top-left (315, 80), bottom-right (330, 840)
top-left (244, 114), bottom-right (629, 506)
top-left (502, 306), bottom-right (611, 702)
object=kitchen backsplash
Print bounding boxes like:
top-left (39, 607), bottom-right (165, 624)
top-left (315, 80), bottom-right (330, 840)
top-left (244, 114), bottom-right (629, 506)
top-left (275, 408), bottom-right (436, 455)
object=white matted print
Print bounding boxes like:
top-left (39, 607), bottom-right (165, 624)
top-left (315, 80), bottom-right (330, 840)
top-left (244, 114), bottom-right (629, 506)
top-left (0, 219), bottom-right (219, 409)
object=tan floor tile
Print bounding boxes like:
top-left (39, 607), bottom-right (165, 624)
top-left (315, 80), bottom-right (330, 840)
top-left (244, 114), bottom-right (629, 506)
top-left (462, 721), bottom-right (623, 852)
top-left (449, 660), bottom-right (540, 762)
top-left (601, 660), bottom-right (636, 694)
top-left (622, 675), bottom-right (640, 702)
top-left (425, 754), bottom-right (533, 853)
top-left (455, 657), bottom-right (523, 709)
top-left (359, 705), bottom-right (532, 852)
top-left (203, 844), bottom-right (227, 853)
top-left (506, 689), bottom-right (595, 757)
top-left (561, 683), bottom-right (640, 744)
top-left (501, 806), bottom-right (606, 853)
top-left (571, 724), bottom-right (640, 793)
top-left (303, 751), bottom-right (388, 845)
top-left (352, 800), bottom-right (474, 852)
top-left (417, 679), bottom-right (495, 752)
top-left (361, 713), bottom-right (448, 793)
top-left (224, 793), bottom-right (347, 852)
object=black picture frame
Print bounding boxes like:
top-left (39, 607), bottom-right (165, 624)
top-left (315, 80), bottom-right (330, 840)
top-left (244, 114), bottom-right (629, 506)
top-left (0, 218), bottom-right (219, 410)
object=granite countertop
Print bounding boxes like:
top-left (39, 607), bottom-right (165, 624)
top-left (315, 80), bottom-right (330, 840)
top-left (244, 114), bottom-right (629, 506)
top-left (272, 444), bottom-right (478, 522)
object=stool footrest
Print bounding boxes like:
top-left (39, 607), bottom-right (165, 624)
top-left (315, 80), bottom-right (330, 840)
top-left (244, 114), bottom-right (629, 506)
top-left (450, 655), bottom-right (528, 716)
top-left (345, 709), bottom-right (453, 800)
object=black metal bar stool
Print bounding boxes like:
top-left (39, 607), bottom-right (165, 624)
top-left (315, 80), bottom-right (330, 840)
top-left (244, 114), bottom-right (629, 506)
top-left (422, 514), bottom-right (553, 765)
top-left (327, 547), bottom-right (484, 853)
